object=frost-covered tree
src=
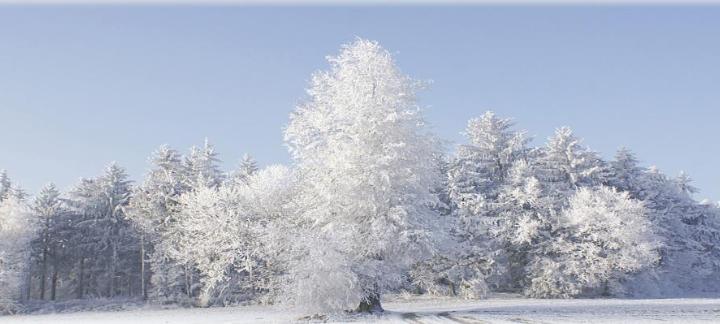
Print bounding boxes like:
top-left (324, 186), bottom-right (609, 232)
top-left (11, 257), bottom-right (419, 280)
top-left (236, 165), bottom-right (296, 304)
top-left (172, 165), bottom-right (294, 306)
top-left (0, 170), bottom-right (25, 203)
top-left (447, 112), bottom-right (529, 236)
top-left (183, 139), bottom-right (225, 190)
top-left (0, 170), bottom-right (12, 202)
top-left (535, 127), bottom-right (608, 203)
top-left (173, 185), bottom-right (244, 306)
top-left (126, 145), bottom-right (189, 301)
top-left (284, 39), bottom-right (442, 313)
top-left (622, 167), bottom-right (720, 296)
top-left (449, 112), bottom-right (530, 285)
top-left (0, 194), bottom-right (35, 313)
top-left (495, 160), bottom-right (555, 292)
top-left (425, 112), bottom-right (529, 295)
top-left (66, 163), bottom-right (139, 298)
top-left (229, 154), bottom-right (259, 186)
top-left (675, 171), bottom-right (699, 196)
top-left (525, 187), bottom-right (659, 298)
top-left (30, 183), bottom-right (66, 301)
top-left (608, 148), bottom-right (645, 195)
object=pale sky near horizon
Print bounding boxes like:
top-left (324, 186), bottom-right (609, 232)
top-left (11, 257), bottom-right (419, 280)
top-left (1, 5), bottom-right (719, 200)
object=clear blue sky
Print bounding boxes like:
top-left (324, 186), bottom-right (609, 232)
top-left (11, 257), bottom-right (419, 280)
top-left (1, 5), bottom-right (718, 200)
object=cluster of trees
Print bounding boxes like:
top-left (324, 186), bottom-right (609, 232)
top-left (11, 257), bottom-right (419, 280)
top-left (1, 39), bottom-right (719, 315)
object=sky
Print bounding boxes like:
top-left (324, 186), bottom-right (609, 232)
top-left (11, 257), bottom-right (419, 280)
top-left (0, 5), bottom-right (719, 200)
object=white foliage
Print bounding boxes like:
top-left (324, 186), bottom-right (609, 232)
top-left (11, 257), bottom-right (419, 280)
top-left (284, 38), bottom-right (441, 313)
top-left (0, 195), bottom-right (35, 314)
top-left (526, 186), bottom-right (659, 298)
top-left (171, 165), bottom-right (294, 306)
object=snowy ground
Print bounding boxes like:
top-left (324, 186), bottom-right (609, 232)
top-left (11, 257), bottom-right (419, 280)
top-left (4, 295), bottom-right (720, 323)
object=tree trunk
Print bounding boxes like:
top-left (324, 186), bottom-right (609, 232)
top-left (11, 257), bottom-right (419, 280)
top-left (198, 287), bottom-right (213, 308)
top-left (356, 292), bottom-right (383, 313)
top-left (185, 265), bottom-right (192, 297)
top-left (140, 234), bottom-right (146, 300)
top-left (77, 257), bottom-right (85, 299)
top-left (109, 242), bottom-right (118, 297)
top-left (24, 263), bottom-right (32, 301)
top-left (50, 267), bottom-right (58, 301)
top-left (39, 246), bottom-right (48, 300)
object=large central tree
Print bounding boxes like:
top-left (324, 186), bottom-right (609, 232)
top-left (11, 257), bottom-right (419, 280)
top-left (284, 39), bottom-right (441, 313)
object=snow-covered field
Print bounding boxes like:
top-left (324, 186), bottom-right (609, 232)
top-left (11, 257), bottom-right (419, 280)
top-left (4, 296), bottom-right (720, 323)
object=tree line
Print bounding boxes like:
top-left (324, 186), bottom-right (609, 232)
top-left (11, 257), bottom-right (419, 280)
top-left (1, 39), bottom-right (719, 315)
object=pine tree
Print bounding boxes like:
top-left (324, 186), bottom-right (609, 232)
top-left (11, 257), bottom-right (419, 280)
top-left (67, 163), bottom-right (139, 298)
top-left (445, 111), bottom-right (530, 292)
top-left (30, 183), bottom-right (66, 301)
top-left (183, 139), bottom-right (224, 190)
top-left (625, 168), bottom-right (720, 295)
top-left (229, 154), bottom-right (259, 186)
top-left (535, 127), bottom-right (608, 201)
top-left (608, 147), bottom-right (645, 195)
top-left (0, 170), bottom-right (12, 202)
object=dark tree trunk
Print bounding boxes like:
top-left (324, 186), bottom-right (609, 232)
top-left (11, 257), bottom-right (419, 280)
top-left (109, 243), bottom-right (117, 298)
top-left (39, 247), bottom-right (47, 300)
top-left (24, 263), bottom-right (32, 301)
top-left (50, 268), bottom-right (58, 301)
top-left (77, 257), bottom-right (85, 299)
top-left (356, 293), bottom-right (383, 313)
top-left (140, 234), bottom-right (147, 300)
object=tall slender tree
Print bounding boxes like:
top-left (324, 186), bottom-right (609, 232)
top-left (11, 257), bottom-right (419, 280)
top-left (67, 163), bottom-right (139, 298)
top-left (30, 183), bottom-right (65, 300)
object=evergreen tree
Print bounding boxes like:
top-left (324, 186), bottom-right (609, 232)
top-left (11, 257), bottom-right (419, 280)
top-left (30, 183), bottom-right (66, 301)
top-left (535, 127), bottom-right (609, 202)
top-left (440, 112), bottom-right (529, 293)
top-left (67, 163), bottom-right (139, 298)
top-left (229, 154), bottom-right (259, 186)
top-left (183, 139), bottom-right (224, 190)
top-left (0, 170), bottom-right (12, 202)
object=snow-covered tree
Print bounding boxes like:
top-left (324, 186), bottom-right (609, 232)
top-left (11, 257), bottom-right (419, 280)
top-left (495, 160), bottom-right (555, 291)
top-left (283, 39), bottom-right (442, 313)
top-left (173, 185), bottom-right (244, 306)
top-left (183, 139), bottom-right (224, 190)
top-left (675, 171), bottom-right (699, 196)
top-left (66, 163), bottom-right (139, 298)
top-left (229, 154), bottom-right (259, 186)
top-left (171, 165), bottom-right (294, 306)
top-left (0, 170), bottom-right (25, 202)
top-left (126, 145), bottom-right (189, 301)
top-left (608, 148), bottom-right (645, 195)
top-left (0, 194), bottom-right (35, 313)
top-left (30, 183), bottom-right (66, 301)
top-left (444, 112), bottom-right (530, 291)
top-left (0, 170), bottom-right (12, 202)
top-left (525, 186), bottom-right (659, 298)
top-left (623, 167), bottom-right (720, 296)
top-left (535, 127), bottom-right (608, 202)
top-left (447, 112), bottom-right (529, 235)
